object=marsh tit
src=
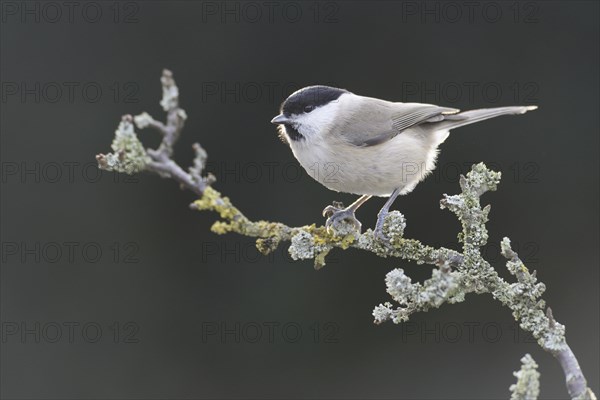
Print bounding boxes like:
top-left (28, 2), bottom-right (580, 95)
top-left (271, 85), bottom-right (537, 241)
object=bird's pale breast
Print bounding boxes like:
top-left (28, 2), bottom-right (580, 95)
top-left (290, 128), bottom-right (444, 197)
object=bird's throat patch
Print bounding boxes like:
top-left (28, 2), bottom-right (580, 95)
top-left (284, 124), bottom-right (304, 141)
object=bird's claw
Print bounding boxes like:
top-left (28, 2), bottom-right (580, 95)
top-left (322, 201), bottom-right (346, 218)
top-left (323, 204), bottom-right (362, 235)
top-left (373, 226), bottom-right (391, 246)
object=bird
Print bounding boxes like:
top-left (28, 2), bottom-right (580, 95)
top-left (271, 85), bottom-right (537, 241)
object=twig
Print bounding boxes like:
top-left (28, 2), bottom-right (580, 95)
top-left (510, 354), bottom-right (541, 400)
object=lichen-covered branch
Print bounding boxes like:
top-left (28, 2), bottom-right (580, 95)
top-left (373, 164), bottom-right (596, 399)
top-left (96, 70), bottom-right (596, 399)
top-left (97, 69), bottom-right (214, 196)
top-left (499, 244), bottom-right (595, 400)
top-left (190, 192), bottom-right (463, 270)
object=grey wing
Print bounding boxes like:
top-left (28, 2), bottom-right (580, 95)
top-left (340, 101), bottom-right (461, 147)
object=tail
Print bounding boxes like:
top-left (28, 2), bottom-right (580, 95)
top-left (437, 105), bottom-right (538, 131)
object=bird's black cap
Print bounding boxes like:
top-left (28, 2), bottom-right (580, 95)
top-left (280, 85), bottom-right (348, 115)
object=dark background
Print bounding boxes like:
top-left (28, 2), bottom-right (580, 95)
top-left (1, 1), bottom-right (598, 399)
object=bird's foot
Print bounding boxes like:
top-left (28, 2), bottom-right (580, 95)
top-left (373, 210), bottom-right (392, 246)
top-left (373, 209), bottom-right (406, 249)
top-left (323, 202), bottom-right (362, 236)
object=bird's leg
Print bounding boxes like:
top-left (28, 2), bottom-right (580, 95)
top-left (374, 188), bottom-right (401, 242)
top-left (323, 195), bottom-right (372, 234)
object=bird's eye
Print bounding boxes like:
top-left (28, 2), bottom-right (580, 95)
top-left (304, 105), bottom-right (314, 113)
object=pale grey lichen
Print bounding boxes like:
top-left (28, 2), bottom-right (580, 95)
top-left (289, 231), bottom-right (315, 261)
top-left (382, 210), bottom-right (406, 240)
top-left (510, 354), bottom-right (541, 400)
top-left (373, 262), bottom-right (464, 324)
top-left (190, 143), bottom-right (216, 192)
top-left (418, 264), bottom-right (464, 307)
top-left (372, 302), bottom-right (395, 324)
top-left (386, 268), bottom-right (417, 305)
top-left (133, 111), bottom-right (154, 129)
top-left (160, 68), bottom-right (179, 111)
top-left (190, 143), bottom-right (208, 175)
top-left (288, 230), bottom-right (333, 270)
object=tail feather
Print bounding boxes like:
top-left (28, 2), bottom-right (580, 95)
top-left (437, 106), bottom-right (538, 131)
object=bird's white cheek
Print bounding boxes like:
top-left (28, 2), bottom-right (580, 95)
top-left (295, 106), bottom-right (339, 139)
top-left (296, 123), bottom-right (318, 138)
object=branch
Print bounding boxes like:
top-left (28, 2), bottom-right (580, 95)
top-left (374, 164), bottom-right (596, 399)
top-left (190, 194), bottom-right (463, 270)
top-left (97, 69), bottom-right (214, 196)
top-left (95, 70), bottom-right (596, 399)
top-left (500, 246), bottom-right (595, 400)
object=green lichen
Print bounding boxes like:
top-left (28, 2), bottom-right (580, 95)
top-left (97, 116), bottom-right (150, 174)
top-left (256, 237), bottom-right (280, 255)
top-left (194, 187), bottom-right (239, 220)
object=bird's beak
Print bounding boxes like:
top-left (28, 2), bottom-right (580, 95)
top-left (271, 114), bottom-right (290, 124)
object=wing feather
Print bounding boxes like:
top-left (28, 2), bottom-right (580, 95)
top-left (339, 99), bottom-right (460, 147)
